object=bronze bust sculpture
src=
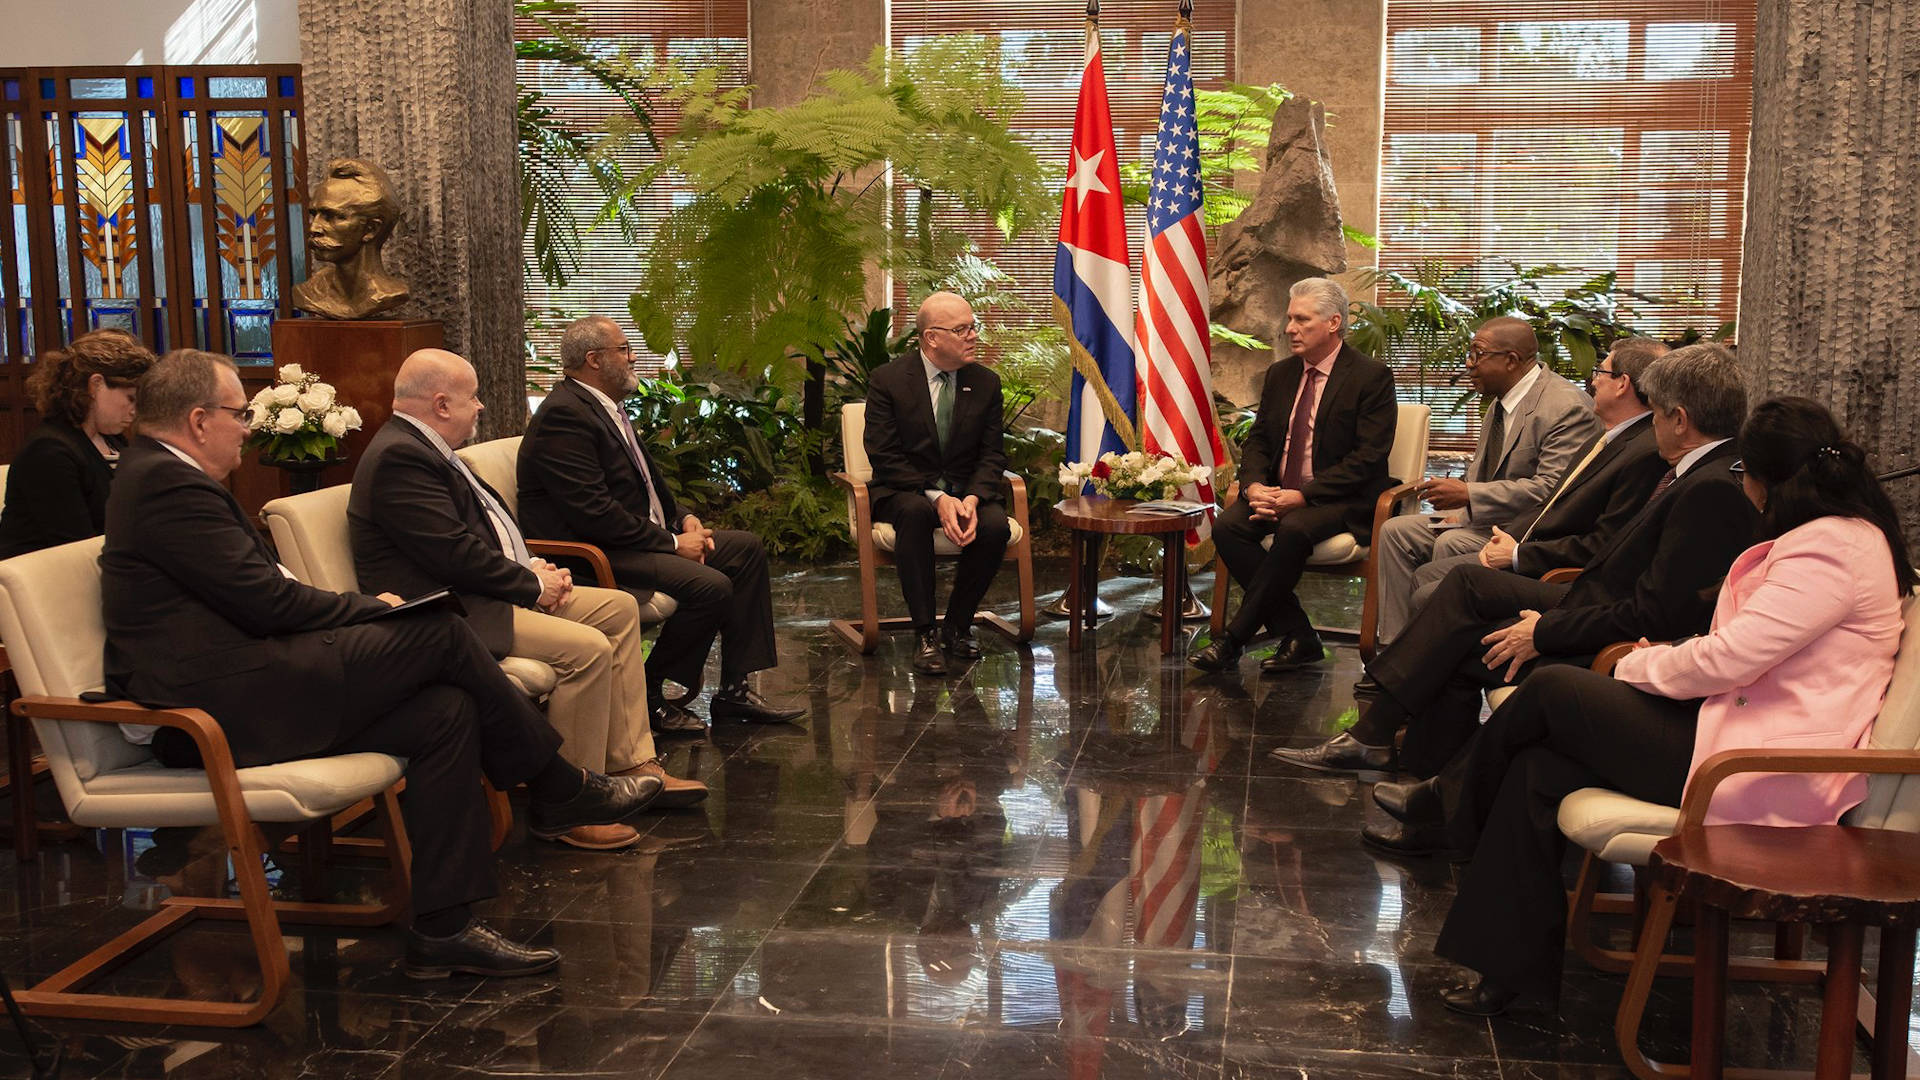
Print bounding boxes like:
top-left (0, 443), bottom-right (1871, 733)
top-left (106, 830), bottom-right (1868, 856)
top-left (290, 159), bottom-right (411, 320)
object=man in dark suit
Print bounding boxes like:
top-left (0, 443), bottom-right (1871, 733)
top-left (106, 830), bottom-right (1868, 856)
top-left (351, 349), bottom-right (708, 849)
top-left (1191, 277), bottom-right (1399, 674)
top-left (103, 349), bottom-right (660, 979)
top-left (518, 316), bottom-right (804, 733)
top-left (1272, 344), bottom-right (1758, 789)
top-left (1393, 336), bottom-right (1671, 631)
top-left (862, 291), bottom-right (1011, 676)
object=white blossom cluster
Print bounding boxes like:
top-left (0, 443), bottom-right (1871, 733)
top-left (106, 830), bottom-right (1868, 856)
top-left (1059, 450), bottom-right (1210, 501)
top-left (248, 364), bottom-right (364, 445)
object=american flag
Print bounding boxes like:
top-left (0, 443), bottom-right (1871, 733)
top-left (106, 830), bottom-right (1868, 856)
top-left (1134, 15), bottom-right (1224, 538)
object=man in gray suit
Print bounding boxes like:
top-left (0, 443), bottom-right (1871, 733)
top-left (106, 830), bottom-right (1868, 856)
top-left (1372, 317), bottom-right (1601, 645)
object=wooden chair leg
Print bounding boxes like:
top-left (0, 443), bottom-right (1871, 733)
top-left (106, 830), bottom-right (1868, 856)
top-left (485, 779), bottom-right (512, 851)
top-left (1014, 524), bottom-right (1036, 644)
top-left (1616, 883), bottom-right (1684, 1080)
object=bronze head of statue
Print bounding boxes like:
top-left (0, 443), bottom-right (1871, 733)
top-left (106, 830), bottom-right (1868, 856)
top-left (290, 159), bottom-right (410, 320)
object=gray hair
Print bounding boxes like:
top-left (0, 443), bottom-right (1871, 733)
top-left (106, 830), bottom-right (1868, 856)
top-left (1289, 277), bottom-right (1350, 337)
top-left (1638, 342), bottom-right (1747, 439)
top-left (1607, 336), bottom-right (1669, 405)
top-left (136, 349), bottom-right (238, 431)
top-left (559, 316), bottom-right (619, 370)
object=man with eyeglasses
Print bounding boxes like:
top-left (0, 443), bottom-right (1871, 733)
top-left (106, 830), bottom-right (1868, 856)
top-left (862, 291), bottom-right (1011, 676)
top-left (1369, 317), bottom-right (1602, 652)
top-left (517, 316), bottom-right (805, 733)
top-left (102, 349), bottom-right (662, 978)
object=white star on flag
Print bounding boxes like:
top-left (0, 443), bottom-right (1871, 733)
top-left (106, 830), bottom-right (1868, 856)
top-left (1065, 148), bottom-right (1110, 210)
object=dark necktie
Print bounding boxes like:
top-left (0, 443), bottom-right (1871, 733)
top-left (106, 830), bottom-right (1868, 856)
top-left (1651, 467), bottom-right (1678, 499)
top-left (1280, 367), bottom-right (1321, 489)
top-left (934, 370), bottom-right (954, 451)
top-left (617, 412), bottom-right (667, 527)
top-left (1477, 402), bottom-right (1507, 483)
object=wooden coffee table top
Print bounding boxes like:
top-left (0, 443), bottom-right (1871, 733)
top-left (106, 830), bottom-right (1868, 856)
top-left (1650, 824), bottom-right (1920, 927)
top-left (1054, 496), bottom-right (1206, 536)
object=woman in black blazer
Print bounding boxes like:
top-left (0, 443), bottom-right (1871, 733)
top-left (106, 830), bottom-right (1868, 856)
top-left (0, 329), bottom-right (155, 558)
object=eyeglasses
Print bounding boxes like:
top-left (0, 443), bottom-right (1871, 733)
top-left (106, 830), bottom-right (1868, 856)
top-left (1729, 459), bottom-right (1746, 476)
top-left (926, 322), bottom-right (980, 338)
top-left (1591, 365), bottom-right (1623, 380)
top-left (1464, 347), bottom-right (1517, 365)
top-left (593, 342), bottom-right (636, 356)
top-left (207, 403), bottom-right (255, 425)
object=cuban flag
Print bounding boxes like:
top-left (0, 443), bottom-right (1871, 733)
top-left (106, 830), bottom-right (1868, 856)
top-left (1135, 13), bottom-right (1224, 537)
top-left (1053, 16), bottom-right (1138, 467)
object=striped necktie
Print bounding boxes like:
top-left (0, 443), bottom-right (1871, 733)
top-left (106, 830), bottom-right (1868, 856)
top-left (1519, 435), bottom-right (1608, 544)
top-left (1651, 467), bottom-right (1678, 499)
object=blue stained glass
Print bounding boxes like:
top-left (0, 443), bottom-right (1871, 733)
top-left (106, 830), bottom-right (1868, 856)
top-left (4, 80), bottom-right (20, 102)
top-left (177, 77), bottom-right (195, 98)
top-left (39, 79), bottom-right (55, 98)
top-left (278, 76), bottom-right (295, 97)
top-left (137, 77), bottom-right (154, 98)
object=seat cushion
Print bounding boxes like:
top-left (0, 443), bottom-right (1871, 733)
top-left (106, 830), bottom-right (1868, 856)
top-left (1557, 786), bottom-right (1680, 866)
top-left (1485, 686), bottom-right (1516, 711)
top-left (1255, 530), bottom-right (1366, 566)
top-left (633, 591), bottom-right (678, 624)
top-left (499, 656), bottom-right (558, 698)
top-left (70, 752), bottom-right (406, 827)
top-left (873, 517), bottom-right (1024, 557)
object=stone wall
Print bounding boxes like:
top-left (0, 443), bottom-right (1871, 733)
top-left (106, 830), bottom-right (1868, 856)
top-left (1737, 0), bottom-right (1920, 534)
top-left (296, 0), bottom-right (527, 435)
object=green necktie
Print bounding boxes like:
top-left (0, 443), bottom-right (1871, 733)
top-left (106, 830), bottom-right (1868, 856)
top-left (934, 370), bottom-right (954, 450)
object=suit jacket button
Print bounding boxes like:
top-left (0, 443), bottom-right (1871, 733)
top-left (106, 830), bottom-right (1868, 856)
top-left (323, 631), bottom-right (337, 645)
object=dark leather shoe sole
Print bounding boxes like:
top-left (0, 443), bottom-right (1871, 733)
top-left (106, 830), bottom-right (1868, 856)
top-left (1372, 780), bottom-right (1441, 825)
top-left (650, 709), bottom-right (708, 734)
top-left (1260, 640), bottom-right (1328, 673)
top-left (1267, 741), bottom-right (1395, 777)
top-left (1187, 646), bottom-right (1242, 673)
top-left (710, 700), bottom-right (807, 724)
top-left (1441, 983), bottom-right (1519, 1017)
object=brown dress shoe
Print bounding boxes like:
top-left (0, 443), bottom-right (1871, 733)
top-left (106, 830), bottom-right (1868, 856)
top-left (613, 758), bottom-right (710, 809)
top-left (554, 823), bottom-right (643, 850)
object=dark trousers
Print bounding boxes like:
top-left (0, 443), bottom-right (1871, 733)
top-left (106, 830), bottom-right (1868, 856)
top-left (872, 493), bottom-right (1010, 632)
top-left (1432, 665), bottom-right (1698, 995)
top-left (607, 529), bottom-right (777, 688)
top-left (1214, 498), bottom-right (1361, 642)
top-left (153, 610), bottom-right (564, 916)
top-left (1368, 564), bottom-right (1574, 776)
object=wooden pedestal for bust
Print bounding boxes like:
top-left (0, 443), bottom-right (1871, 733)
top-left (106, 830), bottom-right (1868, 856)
top-left (233, 318), bottom-right (443, 516)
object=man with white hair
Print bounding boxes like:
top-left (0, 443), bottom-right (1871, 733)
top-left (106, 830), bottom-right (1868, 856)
top-left (1191, 277), bottom-right (1399, 675)
top-left (351, 349), bottom-right (708, 852)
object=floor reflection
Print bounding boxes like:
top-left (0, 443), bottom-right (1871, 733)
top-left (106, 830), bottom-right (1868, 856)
top-left (0, 561), bottom-right (1883, 1078)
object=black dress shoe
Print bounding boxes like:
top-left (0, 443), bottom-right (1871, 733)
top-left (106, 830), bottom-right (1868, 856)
top-left (1259, 631), bottom-right (1327, 673)
top-left (940, 625), bottom-right (983, 660)
top-left (650, 699), bottom-right (707, 734)
top-left (1360, 820), bottom-right (1461, 860)
top-left (1188, 636), bottom-right (1243, 672)
top-left (710, 684), bottom-right (806, 723)
top-left (528, 771), bottom-right (662, 839)
top-left (1372, 777), bottom-right (1442, 825)
top-left (1268, 731), bottom-right (1395, 775)
top-left (1441, 977), bottom-right (1519, 1017)
top-left (913, 629), bottom-right (949, 676)
top-left (1353, 673), bottom-right (1383, 698)
top-left (405, 920), bottom-right (562, 980)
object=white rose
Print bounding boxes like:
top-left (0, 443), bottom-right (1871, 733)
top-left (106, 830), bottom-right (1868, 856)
top-left (271, 383), bottom-right (299, 406)
top-left (273, 407), bottom-right (304, 433)
top-left (340, 406), bottom-right (363, 431)
top-left (321, 410), bottom-right (349, 438)
top-left (298, 383), bottom-right (335, 412)
top-left (277, 364), bottom-right (305, 383)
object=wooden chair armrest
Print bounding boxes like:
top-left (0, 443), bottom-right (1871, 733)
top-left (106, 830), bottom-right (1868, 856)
top-left (830, 470), bottom-right (864, 495)
top-left (525, 540), bottom-right (616, 589)
top-left (1002, 470), bottom-right (1031, 528)
top-left (834, 471), bottom-right (874, 537)
top-left (1591, 642), bottom-right (1642, 674)
top-left (1365, 482), bottom-right (1425, 549)
top-left (12, 695), bottom-right (239, 776)
top-left (1541, 567), bottom-right (1583, 585)
top-left (1679, 747), bottom-right (1920, 829)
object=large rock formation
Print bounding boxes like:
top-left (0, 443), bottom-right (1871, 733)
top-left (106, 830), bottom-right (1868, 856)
top-left (1207, 98), bottom-right (1349, 404)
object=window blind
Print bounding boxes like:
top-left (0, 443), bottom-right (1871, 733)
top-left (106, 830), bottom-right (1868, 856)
top-left (515, 1), bottom-right (751, 386)
top-left (888, 1), bottom-right (1236, 348)
top-left (1381, 0), bottom-right (1754, 449)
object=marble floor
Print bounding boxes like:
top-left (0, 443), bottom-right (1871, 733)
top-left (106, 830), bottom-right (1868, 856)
top-left (0, 558), bottom-right (1904, 1078)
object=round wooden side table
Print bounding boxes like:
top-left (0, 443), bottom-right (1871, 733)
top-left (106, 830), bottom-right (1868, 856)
top-left (1647, 823), bottom-right (1920, 1079)
top-left (1053, 496), bottom-right (1206, 656)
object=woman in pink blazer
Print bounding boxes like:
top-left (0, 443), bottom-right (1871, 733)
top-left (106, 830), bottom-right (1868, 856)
top-left (1382, 397), bottom-right (1914, 1017)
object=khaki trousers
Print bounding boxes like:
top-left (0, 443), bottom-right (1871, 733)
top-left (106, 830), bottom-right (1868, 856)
top-left (509, 585), bottom-right (654, 773)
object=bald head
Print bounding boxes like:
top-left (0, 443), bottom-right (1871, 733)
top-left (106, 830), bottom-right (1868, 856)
top-left (1478, 317), bottom-right (1538, 359)
top-left (1466, 316), bottom-right (1541, 398)
top-left (392, 348), bottom-right (484, 445)
top-left (916, 291), bottom-right (978, 372)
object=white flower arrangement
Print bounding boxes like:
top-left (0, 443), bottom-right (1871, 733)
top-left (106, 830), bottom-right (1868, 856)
top-left (246, 363), bottom-right (363, 462)
top-left (1059, 450), bottom-right (1211, 501)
